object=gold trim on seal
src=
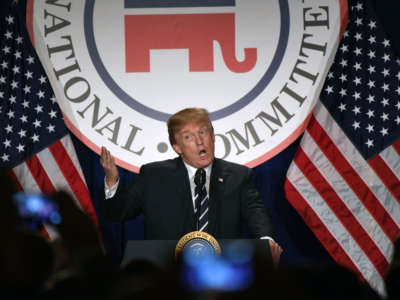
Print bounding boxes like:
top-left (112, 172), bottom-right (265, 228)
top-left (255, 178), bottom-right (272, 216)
top-left (175, 231), bottom-right (221, 259)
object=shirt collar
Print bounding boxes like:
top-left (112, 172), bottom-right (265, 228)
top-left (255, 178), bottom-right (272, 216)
top-left (183, 160), bottom-right (212, 180)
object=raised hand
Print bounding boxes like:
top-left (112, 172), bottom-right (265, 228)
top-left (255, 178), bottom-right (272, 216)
top-left (269, 239), bottom-right (283, 268)
top-left (100, 146), bottom-right (119, 188)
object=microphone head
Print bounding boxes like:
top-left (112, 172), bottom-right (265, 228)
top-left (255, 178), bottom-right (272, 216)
top-left (194, 168), bottom-right (206, 186)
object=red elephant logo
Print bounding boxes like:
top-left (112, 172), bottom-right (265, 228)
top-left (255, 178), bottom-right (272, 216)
top-left (125, 13), bottom-right (257, 73)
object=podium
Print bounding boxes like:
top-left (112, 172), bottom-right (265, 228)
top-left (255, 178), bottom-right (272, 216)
top-left (122, 239), bottom-right (271, 268)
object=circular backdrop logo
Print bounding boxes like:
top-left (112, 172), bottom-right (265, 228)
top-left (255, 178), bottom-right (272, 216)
top-left (32, 0), bottom-right (345, 172)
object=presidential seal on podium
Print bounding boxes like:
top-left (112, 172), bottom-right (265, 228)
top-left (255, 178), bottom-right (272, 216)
top-left (175, 231), bottom-right (221, 260)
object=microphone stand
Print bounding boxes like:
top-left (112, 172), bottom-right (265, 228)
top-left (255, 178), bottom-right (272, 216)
top-left (194, 169), bottom-right (206, 231)
top-left (196, 191), bottom-right (201, 230)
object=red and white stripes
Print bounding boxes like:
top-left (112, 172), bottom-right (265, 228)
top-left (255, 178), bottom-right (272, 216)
top-left (9, 134), bottom-right (100, 238)
top-left (285, 102), bottom-right (400, 296)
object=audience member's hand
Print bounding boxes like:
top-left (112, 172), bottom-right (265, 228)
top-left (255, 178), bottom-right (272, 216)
top-left (100, 146), bottom-right (119, 188)
top-left (269, 239), bottom-right (283, 267)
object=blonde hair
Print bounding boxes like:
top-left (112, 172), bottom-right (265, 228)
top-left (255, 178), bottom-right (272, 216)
top-left (167, 108), bottom-right (213, 145)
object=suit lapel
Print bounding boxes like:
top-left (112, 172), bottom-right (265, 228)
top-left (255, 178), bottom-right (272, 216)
top-left (208, 159), bottom-right (229, 236)
top-left (173, 157), bottom-right (196, 232)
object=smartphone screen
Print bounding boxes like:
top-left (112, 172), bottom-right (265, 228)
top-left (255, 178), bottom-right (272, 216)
top-left (13, 192), bottom-right (62, 229)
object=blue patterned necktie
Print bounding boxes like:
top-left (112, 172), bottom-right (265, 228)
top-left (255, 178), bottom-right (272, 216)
top-left (194, 168), bottom-right (208, 232)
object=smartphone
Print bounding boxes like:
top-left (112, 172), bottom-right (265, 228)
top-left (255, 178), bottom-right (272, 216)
top-left (13, 192), bottom-right (62, 229)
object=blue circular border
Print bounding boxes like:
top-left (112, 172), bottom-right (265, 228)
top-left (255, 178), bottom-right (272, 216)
top-left (84, 0), bottom-right (289, 122)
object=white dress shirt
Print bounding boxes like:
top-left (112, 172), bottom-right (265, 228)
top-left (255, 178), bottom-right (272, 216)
top-left (183, 161), bottom-right (212, 212)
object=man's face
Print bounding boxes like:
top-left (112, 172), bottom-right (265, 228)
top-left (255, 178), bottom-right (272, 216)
top-left (172, 122), bottom-right (215, 168)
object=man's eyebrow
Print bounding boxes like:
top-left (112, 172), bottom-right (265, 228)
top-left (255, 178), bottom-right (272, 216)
top-left (180, 126), bottom-right (208, 134)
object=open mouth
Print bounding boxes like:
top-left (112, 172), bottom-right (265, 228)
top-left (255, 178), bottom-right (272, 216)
top-left (199, 149), bottom-right (207, 157)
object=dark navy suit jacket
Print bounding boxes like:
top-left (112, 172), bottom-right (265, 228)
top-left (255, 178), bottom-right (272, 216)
top-left (101, 157), bottom-right (274, 240)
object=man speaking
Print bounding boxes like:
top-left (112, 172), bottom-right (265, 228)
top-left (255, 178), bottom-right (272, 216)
top-left (100, 108), bottom-right (282, 264)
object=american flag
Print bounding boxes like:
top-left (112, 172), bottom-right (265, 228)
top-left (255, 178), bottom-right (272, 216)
top-left (285, 0), bottom-right (400, 296)
top-left (0, 0), bottom-right (99, 237)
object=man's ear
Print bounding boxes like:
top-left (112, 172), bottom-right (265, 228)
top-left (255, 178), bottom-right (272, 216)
top-left (172, 143), bottom-right (182, 155)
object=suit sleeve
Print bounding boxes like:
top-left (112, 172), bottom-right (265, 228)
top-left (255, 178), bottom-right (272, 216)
top-left (241, 168), bottom-right (275, 239)
top-left (100, 166), bottom-right (147, 222)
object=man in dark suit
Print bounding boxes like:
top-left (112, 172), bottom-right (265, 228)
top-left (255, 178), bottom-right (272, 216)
top-left (100, 108), bottom-right (282, 263)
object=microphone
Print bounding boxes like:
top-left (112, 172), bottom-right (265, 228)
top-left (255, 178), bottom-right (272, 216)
top-left (194, 168), bottom-right (206, 191)
top-left (194, 168), bottom-right (206, 230)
